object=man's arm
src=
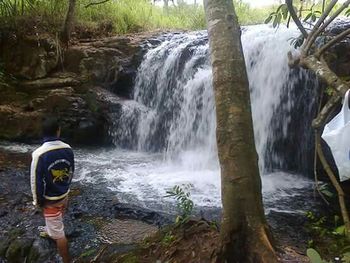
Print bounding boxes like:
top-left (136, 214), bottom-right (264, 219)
top-left (30, 154), bottom-right (45, 207)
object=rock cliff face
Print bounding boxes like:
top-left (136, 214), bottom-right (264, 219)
top-left (0, 33), bottom-right (157, 145)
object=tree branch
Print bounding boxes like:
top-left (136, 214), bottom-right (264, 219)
top-left (315, 133), bottom-right (350, 238)
top-left (285, 0), bottom-right (308, 39)
top-left (316, 28), bottom-right (350, 57)
top-left (85, 0), bottom-right (111, 8)
top-left (313, 91), bottom-right (330, 205)
top-left (304, 0), bottom-right (350, 55)
top-left (313, 94), bottom-right (341, 129)
top-left (322, 0), bottom-right (326, 13)
top-left (306, 0), bottom-right (338, 44)
top-left (301, 55), bottom-right (350, 95)
top-left (287, 51), bottom-right (300, 67)
top-left (298, 55), bottom-right (349, 128)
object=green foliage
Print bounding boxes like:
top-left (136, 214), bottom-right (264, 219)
top-left (307, 248), bottom-right (331, 263)
top-left (161, 231), bottom-right (175, 246)
top-left (233, 0), bottom-right (275, 25)
top-left (306, 211), bottom-right (350, 260)
top-left (0, 0), bottom-right (206, 34)
top-left (265, 0), bottom-right (348, 28)
top-left (306, 211), bottom-right (328, 237)
top-left (304, 9), bottom-right (322, 23)
top-left (165, 184), bottom-right (194, 224)
top-left (0, 0), bottom-right (280, 36)
top-left (307, 248), bottom-right (350, 263)
top-left (319, 183), bottom-right (335, 199)
top-left (343, 252), bottom-right (350, 262)
top-left (346, 8), bottom-right (350, 17)
top-left (265, 3), bottom-right (288, 28)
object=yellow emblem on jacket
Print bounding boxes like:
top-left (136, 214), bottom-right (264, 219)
top-left (51, 168), bottom-right (70, 183)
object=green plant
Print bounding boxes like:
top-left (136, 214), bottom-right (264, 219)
top-left (265, 3), bottom-right (289, 27)
top-left (161, 231), bottom-right (175, 246)
top-left (319, 183), bottom-right (335, 199)
top-left (304, 8), bottom-right (322, 23)
top-left (165, 184), bottom-right (194, 224)
top-left (306, 211), bottom-right (328, 237)
top-left (306, 212), bottom-right (350, 259)
top-left (265, 1), bottom-right (347, 28)
top-left (0, 0), bottom-right (278, 36)
top-left (346, 8), bottom-right (350, 17)
top-left (307, 248), bottom-right (350, 263)
top-left (307, 248), bottom-right (331, 263)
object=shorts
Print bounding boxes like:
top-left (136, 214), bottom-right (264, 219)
top-left (43, 198), bottom-right (68, 240)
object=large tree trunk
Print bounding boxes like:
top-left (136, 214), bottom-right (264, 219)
top-left (204, 1), bottom-right (278, 262)
top-left (61, 0), bottom-right (77, 46)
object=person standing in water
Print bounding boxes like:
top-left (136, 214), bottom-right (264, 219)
top-left (30, 116), bottom-right (74, 263)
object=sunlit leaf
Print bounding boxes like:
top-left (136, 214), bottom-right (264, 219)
top-left (304, 12), bottom-right (312, 21)
top-left (265, 15), bottom-right (273, 24)
top-left (307, 248), bottom-right (323, 263)
top-left (311, 13), bottom-right (317, 22)
top-left (334, 225), bottom-right (345, 236)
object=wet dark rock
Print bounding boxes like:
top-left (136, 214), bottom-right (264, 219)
top-left (0, 32), bottom-right (165, 146)
top-left (113, 203), bottom-right (172, 226)
top-left (19, 77), bottom-right (81, 90)
top-left (0, 36), bottom-right (58, 80)
top-left (326, 19), bottom-right (350, 36)
top-left (268, 210), bottom-right (310, 252)
top-left (27, 238), bottom-right (55, 263)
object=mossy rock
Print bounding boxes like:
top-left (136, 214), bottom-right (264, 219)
top-left (27, 238), bottom-right (55, 263)
top-left (0, 238), bottom-right (11, 257)
top-left (5, 237), bottom-right (34, 263)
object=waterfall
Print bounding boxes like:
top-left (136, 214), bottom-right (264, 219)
top-left (111, 25), bottom-right (319, 175)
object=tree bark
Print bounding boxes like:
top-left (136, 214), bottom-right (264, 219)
top-left (204, 1), bottom-right (277, 262)
top-left (299, 55), bottom-right (349, 129)
top-left (61, 0), bottom-right (77, 46)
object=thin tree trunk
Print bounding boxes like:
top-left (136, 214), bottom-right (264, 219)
top-left (163, 0), bottom-right (169, 12)
top-left (61, 0), bottom-right (77, 46)
top-left (204, 0), bottom-right (277, 262)
top-left (315, 133), bottom-right (350, 237)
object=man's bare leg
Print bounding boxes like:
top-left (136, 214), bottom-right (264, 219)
top-left (56, 236), bottom-right (70, 263)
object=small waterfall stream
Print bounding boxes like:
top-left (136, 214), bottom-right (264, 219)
top-left (0, 25), bottom-right (319, 214)
top-left (111, 25), bottom-right (319, 174)
top-left (103, 25), bottom-right (320, 212)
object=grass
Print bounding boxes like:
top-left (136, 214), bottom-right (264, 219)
top-left (0, 0), bottom-right (277, 37)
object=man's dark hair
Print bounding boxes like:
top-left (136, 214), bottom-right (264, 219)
top-left (42, 116), bottom-right (60, 137)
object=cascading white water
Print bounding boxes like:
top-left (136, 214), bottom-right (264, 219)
top-left (91, 24), bottom-right (317, 212)
top-left (124, 25), bottom-right (312, 173)
top-left (133, 32), bottom-right (217, 169)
